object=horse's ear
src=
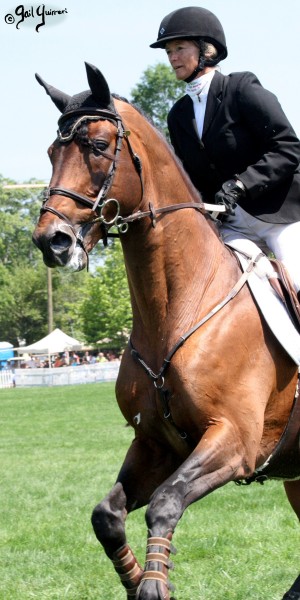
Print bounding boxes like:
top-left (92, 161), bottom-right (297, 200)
top-left (35, 73), bottom-right (71, 113)
top-left (85, 62), bottom-right (111, 107)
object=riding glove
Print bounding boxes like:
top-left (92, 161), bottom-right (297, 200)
top-left (215, 179), bottom-right (246, 216)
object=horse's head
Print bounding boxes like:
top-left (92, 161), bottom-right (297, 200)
top-left (33, 63), bottom-right (143, 270)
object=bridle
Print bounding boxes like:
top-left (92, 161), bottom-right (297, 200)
top-left (41, 107), bottom-right (144, 249)
top-left (40, 106), bottom-right (207, 250)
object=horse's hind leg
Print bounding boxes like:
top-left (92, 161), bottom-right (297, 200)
top-left (282, 480), bottom-right (300, 600)
top-left (91, 436), bottom-right (180, 599)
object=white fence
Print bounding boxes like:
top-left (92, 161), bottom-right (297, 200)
top-left (0, 370), bottom-right (15, 388)
top-left (0, 361), bottom-right (120, 388)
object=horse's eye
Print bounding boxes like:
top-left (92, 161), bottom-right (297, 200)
top-left (93, 140), bottom-right (109, 153)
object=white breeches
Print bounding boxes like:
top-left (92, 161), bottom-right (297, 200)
top-left (220, 205), bottom-right (300, 292)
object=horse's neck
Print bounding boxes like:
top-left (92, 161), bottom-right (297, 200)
top-left (122, 161), bottom-right (225, 345)
top-left (119, 107), bottom-right (230, 346)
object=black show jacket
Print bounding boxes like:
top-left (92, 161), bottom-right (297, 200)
top-left (167, 70), bottom-right (300, 223)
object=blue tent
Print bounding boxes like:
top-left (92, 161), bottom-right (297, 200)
top-left (0, 342), bottom-right (14, 368)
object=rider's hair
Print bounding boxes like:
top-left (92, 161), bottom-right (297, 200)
top-left (201, 41), bottom-right (218, 60)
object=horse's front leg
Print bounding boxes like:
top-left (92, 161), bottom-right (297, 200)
top-left (136, 420), bottom-right (250, 600)
top-left (92, 480), bottom-right (143, 599)
top-left (91, 436), bottom-right (180, 599)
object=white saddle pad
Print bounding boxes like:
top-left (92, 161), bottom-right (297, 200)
top-left (227, 242), bottom-right (300, 366)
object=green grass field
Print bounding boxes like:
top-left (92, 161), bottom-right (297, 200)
top-left (0, 383), bottom-right (298, 599)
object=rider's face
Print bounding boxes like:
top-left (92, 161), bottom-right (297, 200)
top-left (165, 39), bottom-right (200, 80)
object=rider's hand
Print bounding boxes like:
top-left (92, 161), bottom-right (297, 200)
top-left (215, 179), bottom-right (246, 216)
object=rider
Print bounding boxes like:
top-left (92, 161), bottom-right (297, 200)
top-left (150, 6), bottom-right (300, 296)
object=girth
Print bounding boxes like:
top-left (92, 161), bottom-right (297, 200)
top-left (238, 372), bottom-right (300, 484)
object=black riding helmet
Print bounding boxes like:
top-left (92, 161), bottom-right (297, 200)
top-left (150, 7), bottom-right (227, 81)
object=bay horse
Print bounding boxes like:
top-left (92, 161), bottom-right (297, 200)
top-left (33, 63), bottom-right (300, 600)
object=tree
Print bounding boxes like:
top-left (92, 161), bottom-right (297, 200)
top-left (51, 268), bottom-right (90, 342)
top-left (0, 177), bottom-right (91, 345)
top-left (0, 262), bottom-right (47, 345)
top-left (0, 178), bottom-right (48, 344)
top-left (0, 176), bottom-right (42, 267)
top-left (81, 243), bottom-right (131, 349)
top-left (130, 63), bottom-right (185, 138)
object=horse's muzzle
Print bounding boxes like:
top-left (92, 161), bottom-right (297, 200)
top-left (32, 226), bottom-right (78, 268)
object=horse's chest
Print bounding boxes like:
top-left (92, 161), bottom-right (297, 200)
top-left (117, 375), bottom-right (195, 457)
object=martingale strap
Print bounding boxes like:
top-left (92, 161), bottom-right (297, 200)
top-left (130, 252), bottom-right (263, 443)
top-left (130, 252), bottom-right (263, 384)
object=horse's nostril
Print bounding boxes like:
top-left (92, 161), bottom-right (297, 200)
top-left (50, 231), bottom-right (72, 252)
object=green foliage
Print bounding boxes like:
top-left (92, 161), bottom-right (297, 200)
top-left (0, 177), bottom-right (90, 345)
top-left (0, 178), bottom-right (47, 344)
top-left (50, 268), bottom-right (90, 342)
top-left (0, 177), bottom-right (42, 267)
top-left (0, 263), bottom-right (47, 345)
top-left (130, 63), bottom-right (185, 138)
top-left (81, 242), bottom-right (132, 347)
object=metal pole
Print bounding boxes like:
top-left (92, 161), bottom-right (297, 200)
top-left (2, 184), bottom-right (48, 189)
top-left (47, 268), bottom-right (53, 333)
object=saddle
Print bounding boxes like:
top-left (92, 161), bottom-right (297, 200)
top-left (268, 259), bottom-right (300, 334)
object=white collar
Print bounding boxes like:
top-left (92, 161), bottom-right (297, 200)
top-left (186, 70), bottom-right (216, 100)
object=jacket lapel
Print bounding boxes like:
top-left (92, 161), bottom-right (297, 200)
top-left (175, 71), bottom-right (225, 143)
top-left (177, 95), bottom-right (200, 142)
top-left (202, 70), bottom-right (225, 138)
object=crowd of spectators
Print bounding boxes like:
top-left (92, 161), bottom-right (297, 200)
top-left (9, 349), bottom-right (122, 369)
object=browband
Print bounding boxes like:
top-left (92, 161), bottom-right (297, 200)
top-left (58, 107), bottom-right (121, 127)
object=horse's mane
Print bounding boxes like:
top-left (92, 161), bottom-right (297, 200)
top-left (113, 93), bottom-right (160, 133)
top-left (115, 96), bottom-right (219, 235)
top-left (117, 98), bottom-right (203, 201)
top-left (116, 96), bottom-right (195, 193)
top-left (113, 95), bottom-right (218, 230)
